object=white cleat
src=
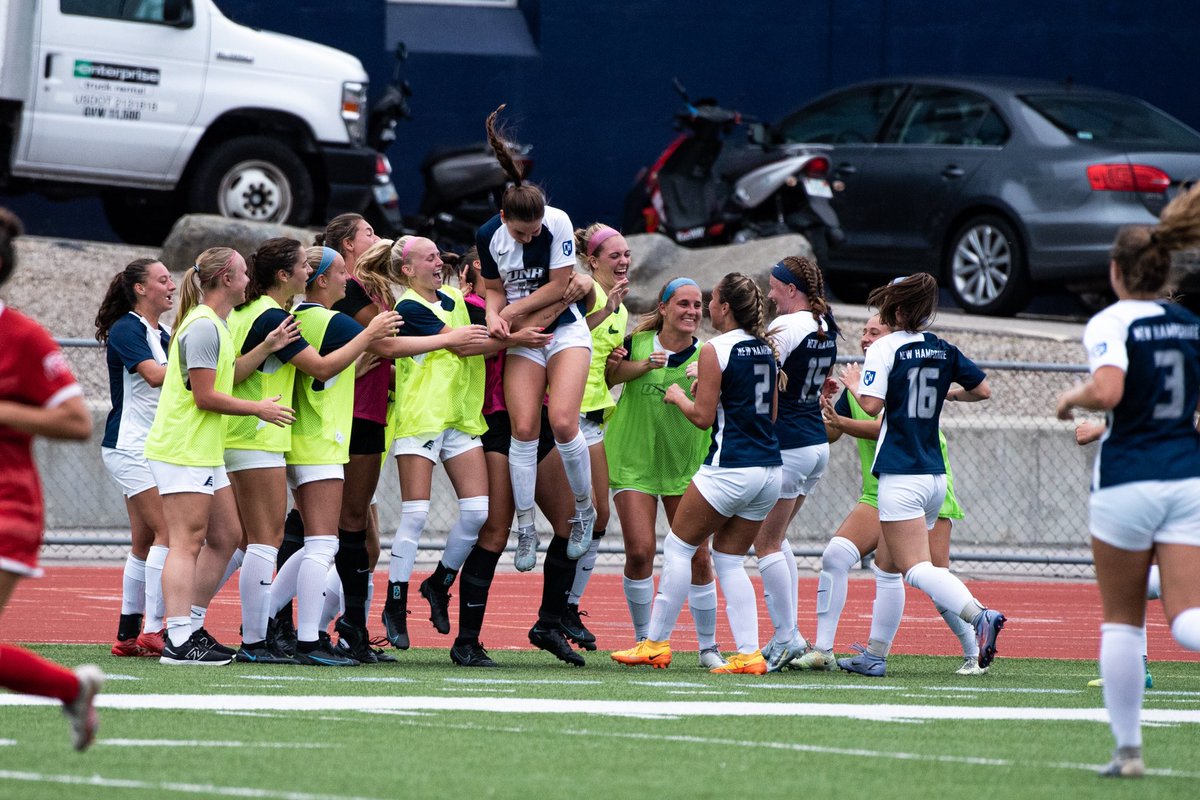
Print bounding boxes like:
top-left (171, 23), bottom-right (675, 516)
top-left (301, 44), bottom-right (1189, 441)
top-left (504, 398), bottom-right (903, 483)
top-left (513, 525), bottom-right (538, 572)
top-left (698, 647), bottom-right (728, 670)
top-left (62, 664), bottom-right (104, 751)
top-left (955, 656), bottom-right (989, 676)
top-left (794, 648), bottom-right (836, 671)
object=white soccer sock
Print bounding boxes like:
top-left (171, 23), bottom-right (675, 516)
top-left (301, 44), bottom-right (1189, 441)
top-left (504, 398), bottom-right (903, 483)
top-left (1171, 607), bottom-right (1200, 651)
top-left (270, 548), bottom-right (303, 616)
top-left (568, 537), bottom-right (601, 604)
top-left (166, 615), bottom-right (192, 648)
top-left (782, 544), bottom-right (799, 626)
top-left (867, 563), bottom-right (905, 658)
top-left (1146, 565), bottom-right (1161, 601)
top-left (712, 550), bottom-right (759, 655)
top-left (623, 575), bottom-right (655, 640)
top-left (1100, 622), bottom-right (1145, 749)
top-left (214, 547), bottom-right (245, 597)
top-left (238, 543), bottom-right (278, 644)
top-left (688, 581), bottom-right (719, 651)
top-left (364, 570), bottom-right (375, 621)
top-left (758, 551), bottom-right (796, 642)
top-left (509, 438), bottom-right (539, 526)
top-left (389, 500), bottom-right (429, 583)
top-left (144, 544), bottom-right (168, 632)
top-left (903, 561), bottom-right (979, 623)
top-left (815, 536), bottom-right (860, 651)
top-left (297, 536), bottom-right (339, 642)
top-left (121, 554), bottom-right (147, 616)
top-left (443, 496), bottom-right (487, 571)
top-left (189, 604), bottom-right (207, 633)
top-left (935, 600), bottom-right (979, 658)
top-left (554, 431), bottom-right (593, 510)
top-left (647, 532), bottom-right (698, 642)
top-left (320, 566), bottom-right (344, 631)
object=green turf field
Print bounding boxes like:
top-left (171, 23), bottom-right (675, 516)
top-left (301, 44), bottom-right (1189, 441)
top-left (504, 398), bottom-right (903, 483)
top-left (2, 645), bottom-right (1197, 799)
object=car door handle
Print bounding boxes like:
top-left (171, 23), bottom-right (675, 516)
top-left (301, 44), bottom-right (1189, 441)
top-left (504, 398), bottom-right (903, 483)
top-left (942, 165), bottom-right (965, 179)
top-left (835, 163), bottom-right (857, 176)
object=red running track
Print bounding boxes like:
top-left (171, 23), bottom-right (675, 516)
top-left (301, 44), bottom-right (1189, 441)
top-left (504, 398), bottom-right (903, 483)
top-left (4, 566), bottom-right (1198, 661)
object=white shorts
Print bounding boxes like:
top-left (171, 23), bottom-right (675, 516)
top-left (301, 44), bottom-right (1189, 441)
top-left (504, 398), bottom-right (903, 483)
top-left (101, 446), bottom-right (157, 498)
top-left (878, 473), bottom-right (946, 529)
top-left (148, 460), bottom-right (231, 496)
top-left (1090, 478), bottom-right (1200, 551)
top-left (224, 448), bottom-right (286, 473)
top-left (692, 464), bottom-right (782, 521)
top-left (579, 414), bottom-right (605, 447)
top-left (779, 443), bottom-right (829, 500)
top-left (508, 316), bottom-right (593, 368)
top-left (393, 428), bottom-right (481, 464)
top-left (286, 463), bottom-right (344, 490)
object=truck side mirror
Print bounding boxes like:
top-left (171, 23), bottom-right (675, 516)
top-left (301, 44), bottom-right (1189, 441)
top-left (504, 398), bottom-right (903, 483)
top-left (748, 123), bottom-right (768, 145)
top-left (163, 0), bottom-right (194, 27)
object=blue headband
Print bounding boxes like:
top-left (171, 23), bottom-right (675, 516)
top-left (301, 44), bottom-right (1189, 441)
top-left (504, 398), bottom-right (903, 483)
top-left (307, 247), bottom-right (338, 287)
top-left (661, 277), bottom-right (699, 303)
top-left (771, 262), bottom-right (809, 295)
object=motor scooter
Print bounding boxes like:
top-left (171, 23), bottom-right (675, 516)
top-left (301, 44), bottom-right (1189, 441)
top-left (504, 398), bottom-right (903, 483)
top-left (623, 80), bottom-right (841, 260)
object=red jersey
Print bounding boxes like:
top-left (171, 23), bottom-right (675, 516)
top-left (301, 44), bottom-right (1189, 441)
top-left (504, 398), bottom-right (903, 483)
top-left (0, 303), bottom-right (81, 574)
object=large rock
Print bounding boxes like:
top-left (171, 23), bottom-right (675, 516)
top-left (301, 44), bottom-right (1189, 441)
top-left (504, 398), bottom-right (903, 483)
top-left (623, 232), bottom-right (813, 312)
top-left (159, 214), bottom-right (317, 273)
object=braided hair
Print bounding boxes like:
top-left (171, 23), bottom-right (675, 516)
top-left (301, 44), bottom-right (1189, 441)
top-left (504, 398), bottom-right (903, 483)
top-left (486, 104), bottom-right (545, 222)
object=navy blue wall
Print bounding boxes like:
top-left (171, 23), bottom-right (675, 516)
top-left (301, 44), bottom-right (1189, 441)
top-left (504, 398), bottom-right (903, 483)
top-left (6, 0), bottom-right (1200, 240)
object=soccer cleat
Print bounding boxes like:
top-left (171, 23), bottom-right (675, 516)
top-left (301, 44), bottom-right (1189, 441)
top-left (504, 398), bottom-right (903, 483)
top-left (767, 633), bottom-right (809, 673)
top-left (761, 638), bottom-right (779, 665)
top-left (837, 643), bottom-right (887, 677)
top-left (235, 642), bottom-right (297, 665)
top-left (513, 525), bottom-right (538, 572)
top-left (566, 506), bottom-right (596, 560)
top-left (193, 627), bottom-right (236, 656)
top-left (111, 637), bottom-right (156, 658)
top-left (294, 637), bottom-right (359, 667)
top-left (160, 632), bottom-right (233, 666)
top-left (268, 616), bottom-right (297, 658)
top-left (419, 577), bottom-right (452, 635)
top-left (133, 629), bottom-right (165, 656)
top-left (334, 618), bottom-right (379, 664)
top-left (1087, 661), bottom-right (1154, 690)
top-left (560, 603), bottom-right (597, 651)
top-left (795, 648), bottom-right (837, 671)
top-left (381, 602), bottom-right (411, 650)
top-left (62, 665), bottom-right (103, 752)
top-left (698, 647), bottom-right (728, 670)
top-left (528, 623), bottom-right (586, 667)
top-left (611, 639), bottom-right (672, 669)
top-left (450, 640), bottom-right (499, 668)
top-left (1144, 655), bottom-right (1154, 689)
top-left (1087, 677), bottom-right (1104, 688)
top-left (369, 635), bottom-right (398, 663)
top-left (710, 650), bottom-right (768, 675)
top-left (1098, 747), bottom-right (1145, 778)
top-left (955, 656), bottom-right (989, 676)
top-left (972, 609), bottom-right (1006, 669)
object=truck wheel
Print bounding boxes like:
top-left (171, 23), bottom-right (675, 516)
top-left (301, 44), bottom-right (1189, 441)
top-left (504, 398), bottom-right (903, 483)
top-left (188, 137), bottom-right (314, 225)
top-left (102, 191), bottom-right (182, 246)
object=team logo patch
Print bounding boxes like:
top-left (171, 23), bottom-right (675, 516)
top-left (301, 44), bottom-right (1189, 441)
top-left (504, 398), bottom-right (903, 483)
top-left (1091, 342), bottom-right (1107, 357)
top-left (562, 241), bottom-right (573, 257)
top-left (863, 370), bottom-right (876, 385)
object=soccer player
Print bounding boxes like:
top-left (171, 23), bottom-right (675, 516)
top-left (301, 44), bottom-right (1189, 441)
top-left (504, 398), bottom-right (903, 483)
top-left (95, 258), bottom-right (175, 657)
top-left (0, 207), bottom-right (103, 750)
top-left (1055, 184), bottom-right (1200, 777)
top-left (839, 274), bottom-right (1003, 678)
top-left (756, 255), bottom-right (838, 671)
top-left (605, 277), bottom-right (726, 668)
top-left (612, 273), bottom-right (782, 675)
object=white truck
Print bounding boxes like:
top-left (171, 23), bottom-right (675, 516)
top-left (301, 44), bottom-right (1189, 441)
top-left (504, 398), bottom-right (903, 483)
top-left (0, 0), bottom-right (384, 242)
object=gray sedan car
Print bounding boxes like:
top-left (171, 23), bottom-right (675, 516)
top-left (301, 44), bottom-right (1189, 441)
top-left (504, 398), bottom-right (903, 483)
top-left (773, 76), bottom-right (1200, 315)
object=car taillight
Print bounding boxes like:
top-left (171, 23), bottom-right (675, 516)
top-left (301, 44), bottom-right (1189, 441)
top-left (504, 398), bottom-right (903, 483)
top-left (1087, 164), bottom-right (1170, 193)
top-left (802, 156), bottom-right (831, 177)
top-left (375, 154), bottom-right (392, 177)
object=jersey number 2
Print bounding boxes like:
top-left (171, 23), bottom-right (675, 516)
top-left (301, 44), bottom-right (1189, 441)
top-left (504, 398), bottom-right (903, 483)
top-left (753, 363), bottom-right (772, 415)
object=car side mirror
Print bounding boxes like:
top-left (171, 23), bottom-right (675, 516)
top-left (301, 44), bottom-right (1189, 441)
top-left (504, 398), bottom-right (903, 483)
top-left (748, 122), bottom-right (770, 146)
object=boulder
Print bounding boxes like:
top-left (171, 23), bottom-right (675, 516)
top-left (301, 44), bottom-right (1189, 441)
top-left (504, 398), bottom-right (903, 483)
top-left (159, 214), bottom-right (317, 273)
top-left (623, 232), bottom-right (813, 312)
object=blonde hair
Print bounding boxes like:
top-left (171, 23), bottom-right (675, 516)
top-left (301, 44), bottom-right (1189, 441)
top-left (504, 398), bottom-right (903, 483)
top-left (353, 238), bottom-right (397, 310)
top-left (177, 247), bottom-right (240, 324)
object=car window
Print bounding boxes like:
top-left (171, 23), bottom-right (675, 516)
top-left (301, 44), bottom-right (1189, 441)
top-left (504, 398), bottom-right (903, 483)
top-left (1022, 94), bottom-right (1200, 147)
top-left (775, 85), bottom-right (905, 144)
top-left (61, 0), bottom-right (181, 23)
top-left (887, 87), bottom-right (1008, 146)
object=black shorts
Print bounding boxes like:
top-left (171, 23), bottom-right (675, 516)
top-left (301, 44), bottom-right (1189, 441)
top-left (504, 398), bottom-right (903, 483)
top-left (348, 417), bottom-right (386, 456)
top-left (482, 407), bottom-right (556, 463)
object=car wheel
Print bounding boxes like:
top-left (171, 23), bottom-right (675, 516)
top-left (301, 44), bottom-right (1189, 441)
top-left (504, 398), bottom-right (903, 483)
top-left (946, 215), bottom-right (1029, 316)
top-left (187, 136), bottom-right (314, 225)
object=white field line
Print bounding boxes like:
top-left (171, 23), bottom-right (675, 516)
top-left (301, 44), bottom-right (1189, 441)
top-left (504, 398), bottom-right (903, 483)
top-left (0, 771), bottom-right (385, 800)
top-left (3, 693), bottom-right (1200, 723)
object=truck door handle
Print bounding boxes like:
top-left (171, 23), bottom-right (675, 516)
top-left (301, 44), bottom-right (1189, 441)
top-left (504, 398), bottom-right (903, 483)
top-left (44, 54), bottom-right (54, 79)
top-left (942, 165), bottom-right (965, 179)
top-left (835, 163), bottom-right (857, 176)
